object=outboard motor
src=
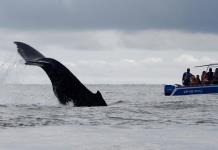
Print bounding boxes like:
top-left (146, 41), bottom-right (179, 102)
top-left (164, 85), bottom-right (175, 96)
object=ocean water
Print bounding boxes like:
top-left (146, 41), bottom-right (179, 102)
top-left (0, 84), bottom-right (218, 150)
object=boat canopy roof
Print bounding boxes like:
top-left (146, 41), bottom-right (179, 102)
top-left (195, 63), bottom-right (218, 68)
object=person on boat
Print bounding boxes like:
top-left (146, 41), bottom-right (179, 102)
top-left (190, 75), bottom-right (201, 86)
top-left (201, 71), bottom-right (207, 81)
top-left (213, 68), bottom-right (218, 84)
top-left (196, 75), bottom-right (201, 85)
top-left (190, 76), bottom-right (197, 86)
top-left (206, 68), bottom-right (214, 82)
top-left (182, 68), bottom-right (194, 86)
top-left (201, 71), bottom-right (210, 85)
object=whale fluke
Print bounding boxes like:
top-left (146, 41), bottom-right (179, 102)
top-left (14, 42), bottom-right (107, 107)
top-left (14, 42), bottom-right (45, 62)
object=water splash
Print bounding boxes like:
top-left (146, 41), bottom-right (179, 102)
top-left (0, 53), bottom-right (25, 85)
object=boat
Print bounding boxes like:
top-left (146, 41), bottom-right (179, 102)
top-left (164, 84), bottom-right (218, 96)
top-left (165, 63), bottom-right (218, 96)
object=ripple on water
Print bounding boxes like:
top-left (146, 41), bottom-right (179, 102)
top-left (0, 84), bottom-right (218, 128)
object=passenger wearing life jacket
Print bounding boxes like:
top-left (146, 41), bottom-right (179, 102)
top-left (196, 75), bottom-right (201, 85)
top-left (190, 76), bottom-right (198, 86)
top-left (201, 71), bottom-right (207, 81)
top-left (190, 75), bottom-right (201, 86)
top-left (201, 71), bottom-right (209, 85)
top-left (182, 68), bottom-right (194, 86)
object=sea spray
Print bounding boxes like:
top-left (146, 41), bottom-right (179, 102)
top-left (0, 53), bottom-right (25, 85)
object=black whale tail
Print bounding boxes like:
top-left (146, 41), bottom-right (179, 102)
top-left (95, 90), bottom-right (107, 106)
top-left (14, 42), bottom-right (107, 107)
top-left (14, 42), bottom-right (45, 63)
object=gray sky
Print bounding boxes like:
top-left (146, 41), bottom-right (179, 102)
top-left (0, 0), bottom-right (218, 84)
top-left (0, 0), bottom-right (218, 32)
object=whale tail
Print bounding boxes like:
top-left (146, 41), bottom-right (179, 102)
top-left (14, 42), bottom-right (45, 63)
top-left (95, 90), bottom-right (107, 106)
top-left (14, 42), bottom-right (107, 106)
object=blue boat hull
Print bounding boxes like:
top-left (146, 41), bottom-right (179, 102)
top-left (164, 85), bottom-right (218, 96)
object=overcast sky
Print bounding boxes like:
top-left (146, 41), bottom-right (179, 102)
top-left (0, 0), bottom-right (218, 32)
top-left (0, 0), bottom-right (218, 84)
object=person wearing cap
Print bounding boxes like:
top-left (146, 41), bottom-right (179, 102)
top-left (182, 68), bottom-right (194, 86)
